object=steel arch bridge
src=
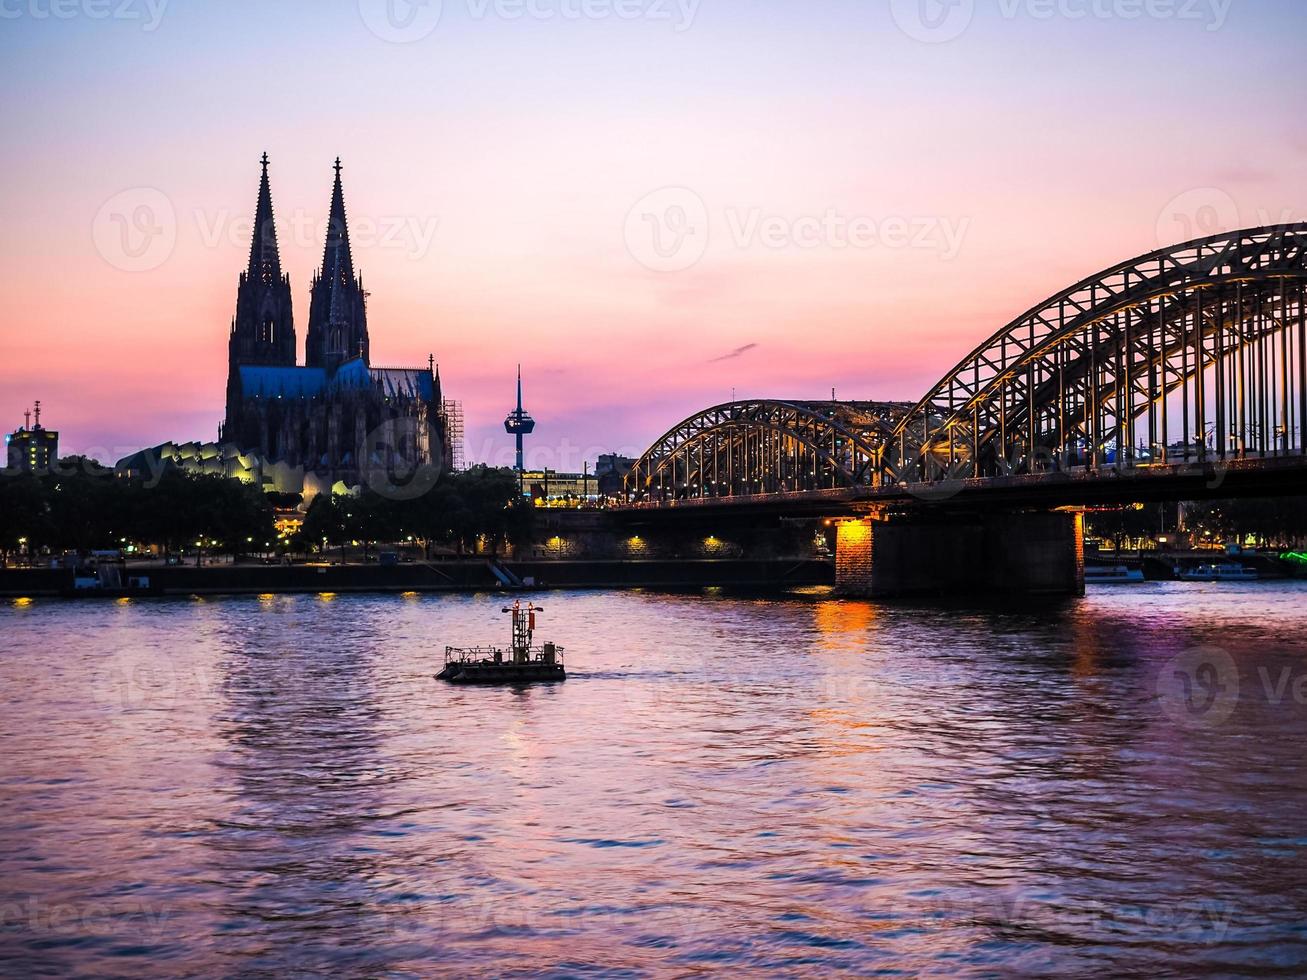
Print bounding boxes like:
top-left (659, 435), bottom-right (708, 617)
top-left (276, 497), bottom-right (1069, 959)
top-left (885, 224), bottom-right (1307, 484)
top-left (624, 224), bottom-right (1307, 506)
top-left (624, 400), bottom-right (913, 504)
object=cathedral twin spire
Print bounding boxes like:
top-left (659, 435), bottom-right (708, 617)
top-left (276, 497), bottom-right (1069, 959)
top-left (306, 157), bottom-right (370, 370)
top-left (228, 152), bottom-right (295, 371)
top-left (248, 152), bottom-right (282, 286)
top-left (229, 153), bottom-right (370, 375)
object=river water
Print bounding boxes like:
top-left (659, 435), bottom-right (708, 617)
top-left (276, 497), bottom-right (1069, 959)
top-left (2, 583), bottom-right (1306, 977)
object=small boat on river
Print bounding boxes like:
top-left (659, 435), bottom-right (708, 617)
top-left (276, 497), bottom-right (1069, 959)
top-left (1085, 565), bottom-right (1146, 585)
top-left (1174, 563), bottom-right (1259, 582)
top-left (437, 600), bottom-right (566, 685)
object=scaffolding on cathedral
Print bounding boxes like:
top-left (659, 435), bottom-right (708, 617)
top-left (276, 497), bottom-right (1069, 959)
top-left (443, 399), bottom-right (465, 471)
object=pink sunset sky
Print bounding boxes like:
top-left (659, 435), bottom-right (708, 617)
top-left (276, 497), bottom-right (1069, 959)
top-left (1, 0), bottom-right (1302, 469)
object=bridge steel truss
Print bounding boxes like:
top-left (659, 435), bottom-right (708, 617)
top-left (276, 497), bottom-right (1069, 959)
top-left (623, 225), bottom-right (1307, 507)
top-left (624, 400), bottom-right (912, 504)
top-left (882, 225), bottom-right (1307, 484)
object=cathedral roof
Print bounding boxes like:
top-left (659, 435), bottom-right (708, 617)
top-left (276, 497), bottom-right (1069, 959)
top-left (236, 358), bottom-right (434, 401)
top-left (237, 365), bottom-right (328, 398)
top-left (369, 368), bottom-right (436, 401)
top-left (331, 358), bottom-right (435, 400)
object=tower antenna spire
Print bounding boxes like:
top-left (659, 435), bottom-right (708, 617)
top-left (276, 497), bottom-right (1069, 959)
top-left (505, 364), bottom-right (535, 489)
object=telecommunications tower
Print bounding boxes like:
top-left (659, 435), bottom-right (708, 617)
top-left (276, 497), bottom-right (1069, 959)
top-left (504, 365), bottom-right (535, 488)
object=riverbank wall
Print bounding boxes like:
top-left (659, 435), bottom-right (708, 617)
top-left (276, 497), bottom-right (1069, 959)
top-left (0, 558), bottom-right (834, 598)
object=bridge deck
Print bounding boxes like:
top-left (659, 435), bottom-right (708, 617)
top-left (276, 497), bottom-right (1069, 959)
top-left (616, 455), bottom-right (1307, 518)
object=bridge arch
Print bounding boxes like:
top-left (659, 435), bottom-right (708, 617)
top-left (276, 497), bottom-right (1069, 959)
top-left (624, 400), bottom-right (912, 504)
top-left (883, 224), bottom-right (1307, 483)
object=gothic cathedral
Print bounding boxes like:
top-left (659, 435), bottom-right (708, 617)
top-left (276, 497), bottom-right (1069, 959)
top-left (220, 155), bottom-right (449, 495)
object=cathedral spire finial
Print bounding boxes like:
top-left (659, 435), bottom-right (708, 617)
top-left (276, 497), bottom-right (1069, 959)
top-left (247, 152), bottom-right (282, 285)
top-left (322, 157), bottom-right (353, 280)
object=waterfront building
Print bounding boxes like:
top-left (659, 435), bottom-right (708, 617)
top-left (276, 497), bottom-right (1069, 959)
top-left (116, 440), bottom-right (262, 484)
top-left (595, 454), bottom-right (635, 497)
top-left (6, 402), bottom-right (58, 473)
top-left (523, 469), bottom-right (599, 506)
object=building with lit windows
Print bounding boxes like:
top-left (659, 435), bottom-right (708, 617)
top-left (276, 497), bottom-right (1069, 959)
top-left (523, 470), bottom-right (599, 506)
top-left (6, 402), bottom-right (58, 473)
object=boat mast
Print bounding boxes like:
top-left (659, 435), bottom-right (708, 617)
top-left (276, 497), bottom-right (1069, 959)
top-left (503, 600), bottom-right (542, 664)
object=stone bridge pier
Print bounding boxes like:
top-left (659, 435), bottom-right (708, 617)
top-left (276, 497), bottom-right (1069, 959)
top-left (835, 509), bottom-right (1085, 598)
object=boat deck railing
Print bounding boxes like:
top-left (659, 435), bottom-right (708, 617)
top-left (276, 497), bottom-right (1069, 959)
top-left (444, 645), bottom-right (565, 665)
